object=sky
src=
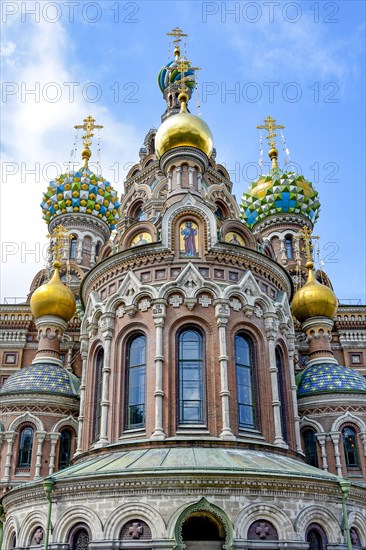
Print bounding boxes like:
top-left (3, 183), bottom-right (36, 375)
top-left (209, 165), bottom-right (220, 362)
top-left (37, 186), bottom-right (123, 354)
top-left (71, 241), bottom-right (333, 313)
top-left (1, 0), bottom-right (365, 303)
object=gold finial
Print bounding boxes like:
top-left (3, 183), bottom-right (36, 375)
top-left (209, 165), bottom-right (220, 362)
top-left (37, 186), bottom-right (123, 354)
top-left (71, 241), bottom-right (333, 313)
top-left (295, 226), bottom-right (320, 269)
top-left (167, 27), bottom-right (188, 59)
top-left (257, 116), bottom-right (285, 170)
top-left (47, 224), bottom-right (73, 268)
top-left (74, 115), bottom-right (103, 167)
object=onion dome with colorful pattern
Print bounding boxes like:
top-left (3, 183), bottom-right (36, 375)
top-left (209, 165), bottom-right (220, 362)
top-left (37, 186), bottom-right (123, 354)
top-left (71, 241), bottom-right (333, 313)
top-left (297, 363), bottom-right (366, 397)
top-left (0, 363), bottom-right (80, 397)
top-left (30, 262), bottom-right (76, 322)
top-left (158, 58), bottom-right (196, 93)
top-left (41, 165), bottom-right (120, 230)
top-left (292, 261), bottom-right (338, 323)
top-left (155, 91), bottom-right (213, 158)
top-left (240, 169), bottom-right (320, 229)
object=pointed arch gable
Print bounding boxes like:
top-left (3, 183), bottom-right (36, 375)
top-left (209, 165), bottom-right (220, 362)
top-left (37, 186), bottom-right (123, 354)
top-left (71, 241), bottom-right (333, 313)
top-left (9, 412), bottom-right (44, 432)
top-left (331, 412), bottom-right (366, 433)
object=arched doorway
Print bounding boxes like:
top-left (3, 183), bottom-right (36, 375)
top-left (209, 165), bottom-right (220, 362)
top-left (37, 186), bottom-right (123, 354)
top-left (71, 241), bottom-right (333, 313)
top-left (182, 513), bottom-right (225, 549)
top-left (174, 498), bottom-right (233, 550)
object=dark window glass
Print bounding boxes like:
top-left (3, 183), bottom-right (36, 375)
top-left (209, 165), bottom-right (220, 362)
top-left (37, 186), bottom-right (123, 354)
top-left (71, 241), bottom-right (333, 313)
top-left (178, 329), bottom-right (204, 424)
top-left (285, 237), bottom-right (293, 259)
top-left (303, 429), bottom-right (319, 467)
top-left (306, 525), bottom-right (327, 550)
top-left (93, 349), bottom-right (104, 441)
top-left (342, 427), bottom-right (359, 467)
top-left (70, 237), bottom-right (77, 259)
top-left (134, 206), bottom-right (147, 221)
top-left (125, 335), bottom-right (146, 429)
top-left (58, 429), bottom-right (72, 470)
top-left (235, 335), bottom-right (256, 429)
top-left (72, 528), bottom-right (89, 550)
top-left (17, 427), bottom-right (34, 467)
top-left (275, 348), bottom-right (288, 442)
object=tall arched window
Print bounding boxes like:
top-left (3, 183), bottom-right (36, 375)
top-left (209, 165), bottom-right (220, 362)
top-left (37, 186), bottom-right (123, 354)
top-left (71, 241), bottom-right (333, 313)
top-left (235, 334), bottom-right (256, 430)
top-left (69, 523), bottom-right (90, 550)
top-left (285, 235), bottom-right (293, 259)
top-left (17, 426), bottom-right (34, 468)
top-left (303, 429), bottom-right (319, 467)
top-left (58, 429), bottom-right (72, 470)
top-left (92, 349), bottom-right (104, 442)
top-left (70, 236), bottom-right (77, 259)
top-left (178, 329), bottom-right (205, 425)
top-left (275, 348), bottom-right (288, 442)
top-left (342, 427), bottom-right (359, 467)
top-left (125, 335), bottom-right (146, 429)
top-left (306, 524), bottom-right (328, 550)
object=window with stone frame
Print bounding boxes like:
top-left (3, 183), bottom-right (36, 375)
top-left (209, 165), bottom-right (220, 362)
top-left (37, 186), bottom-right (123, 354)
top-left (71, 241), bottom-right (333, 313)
top-left (342, 426), bottom-right (360, 468)
top-left (235, 334), bottom-right (257, 430)
top-left (350, 527), bottom-right (362, 548)
top-left (125, 334), bottom-right (147, 429)
top-left (2, 352), bottom-right (18, 365)
top-left (306, 523), bottom-right (328, 550)
top-left (275, 347), bottom-right (288, 442)
top-left (178, 328), bottom-right (205, 425)
top-left (68, 523), bottom-right (91, 550)
top-left (303, 428), bottom-right (319, 468)
top-left (58, 428), bottom-right (73, 470)
top-left (30, 526), bottom-right (44, 546)
top-left (17, 425), bottom-right (34, 468)
top-left (92, 348), bottom-right (104, 442)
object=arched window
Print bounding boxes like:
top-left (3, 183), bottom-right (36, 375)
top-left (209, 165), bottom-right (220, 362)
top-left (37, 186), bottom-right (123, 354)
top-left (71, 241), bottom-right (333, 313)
top-left (342, 427), bottom-right (359, 468)
top-left (306, 524), bottom-right (328, 550)
top-left (69, 524), bottom-right (90, 550)
top-left (235, 334), bottom-right (256, 430)
top-left (303, 429), bottom-right (319, 467)
top-left (178, 329), bottom-right (205, 425)
top-left (58, 429), bottom-right (72, 470)
top-left (95, 242), bottom-right (101, 259)
top-left (9, 533), bottom-right (16, 549)
top-left (17, 426), bottom-right (34, 468)
top-left (70, 236), bottom-right (77, 259)
top-left (125, 335), bottom-right (146, 429)
top-left (275, 348), bottom-right (288, 442)
top-left (285, 235), bottom-right (293, 259)
top-left (92, 349), bottom-right (104, 442)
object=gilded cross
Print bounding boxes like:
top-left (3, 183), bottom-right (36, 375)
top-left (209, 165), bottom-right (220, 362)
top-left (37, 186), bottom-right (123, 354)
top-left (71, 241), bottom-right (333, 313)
top-left (74, 115), bottom-right (103, 149)
top-left (257, 116), bottom-right (285, 149)
top-left (46, 224), bottom-right (73, 265)
top-left (295, 226), bottom-right (320, 263)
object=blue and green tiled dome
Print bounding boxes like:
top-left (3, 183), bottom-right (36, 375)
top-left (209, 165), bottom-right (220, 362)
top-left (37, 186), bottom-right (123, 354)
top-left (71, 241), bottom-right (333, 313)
top-left (158, 59), bottom-right (196, 93)
top-left (0, 363), bottom-right (80, 398)
top-left (240, 171), bottom-right (320, 229)
top-left (297, 363), bottom-right (366, 397)
top-left (41, 167), bottom-right (120, 230)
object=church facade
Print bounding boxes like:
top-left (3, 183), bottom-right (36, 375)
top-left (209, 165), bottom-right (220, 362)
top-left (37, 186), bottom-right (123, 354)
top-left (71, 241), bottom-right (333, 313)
top-left (0, 30), bottom-right (365, 550)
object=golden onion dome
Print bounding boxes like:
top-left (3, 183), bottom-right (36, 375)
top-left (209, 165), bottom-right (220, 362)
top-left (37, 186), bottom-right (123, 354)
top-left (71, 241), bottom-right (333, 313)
top-left (292, 261), bottom-right (338, 323)
top-left (155, 92), bottom-right (213, 158)
top-left (30, 262), bottom-right (76, 322)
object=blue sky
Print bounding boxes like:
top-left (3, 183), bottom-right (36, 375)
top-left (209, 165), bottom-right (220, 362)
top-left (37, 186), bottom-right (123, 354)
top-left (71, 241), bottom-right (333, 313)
top-left (1, 0), bottom-right (365, 302)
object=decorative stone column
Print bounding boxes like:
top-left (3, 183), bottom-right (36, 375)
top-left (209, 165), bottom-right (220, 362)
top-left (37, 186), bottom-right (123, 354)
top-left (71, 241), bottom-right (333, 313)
top-left (280, 238), bottom-right (287, 265)
top-left (97, 313), bottom-right (115, 446)
top-left (302, 317), bottom-right (336, 365)
top-left (188, 166), bottom-right (195, 190)
top-left (33, 316), bottom-right (68, 367)
top-left (90, 241), bottom-right (96, 266)
top-left (264, 313), bottom-right (287, 448)
top-left (359, 431), bottom-right (366, 459)
top-left (215, 301), bottom-right (235, 440)
top-left (151, 301), bottom-right (167, 440)
top-left (76, 334), bottom-right (89, 454)
top-left (287, 332), bottom-right (302, 453)
top-left (34, 431), bottom-right (47, 478)
top-left (316, 433), bottom-right (329, 471)
top-left (76, 237), bottom-right (83, 264)
top-left (167, 171), bottom-right (173, 193)
top-left (1, 431), bottom-right (16, 482)
top-left (48, 432), bottom-right (61, 475)
top-left (330, 431), bottom-right (343, 477)
top-left (175, 166), bottom-right (182, 191)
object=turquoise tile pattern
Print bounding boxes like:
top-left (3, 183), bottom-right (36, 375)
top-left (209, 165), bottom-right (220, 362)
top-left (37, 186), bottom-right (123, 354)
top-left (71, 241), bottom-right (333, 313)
top-left (297, 362), bottom-right (366, 396)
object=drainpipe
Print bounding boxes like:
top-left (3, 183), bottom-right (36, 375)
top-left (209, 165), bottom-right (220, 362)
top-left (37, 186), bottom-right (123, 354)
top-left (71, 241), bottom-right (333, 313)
top-left (0, 504), bottom-right (4, 550)
top-left (43, 478), bottom-right (55, 550)
top-left (339, 479), bottom-right (352, 550)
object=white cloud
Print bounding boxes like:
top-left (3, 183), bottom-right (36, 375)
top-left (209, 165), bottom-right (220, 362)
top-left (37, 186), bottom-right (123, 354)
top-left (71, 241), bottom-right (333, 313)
top-left (0, 15), bottom-right (141, 300)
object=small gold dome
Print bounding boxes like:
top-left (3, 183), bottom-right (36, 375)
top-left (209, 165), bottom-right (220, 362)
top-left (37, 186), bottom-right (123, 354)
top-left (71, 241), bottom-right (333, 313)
top-left (155, 95), bottom-right (213, 158)
top-left (30, 265), bottom-right (76, 322)
top-left (292, 262), bottom-right (338, 323)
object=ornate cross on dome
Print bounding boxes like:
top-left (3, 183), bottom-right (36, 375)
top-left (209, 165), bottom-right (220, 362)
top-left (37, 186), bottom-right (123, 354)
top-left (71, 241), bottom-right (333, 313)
top-left (74, 115), bottom-right (103, 148)
top-left (46, 224), bottom-right (72, 266)
top-left (256, 116), bottom-right (285, 150)
top-left (167, 26), bottom-right (188, 57)
top-left (296, 226), bottom-right (320, 264)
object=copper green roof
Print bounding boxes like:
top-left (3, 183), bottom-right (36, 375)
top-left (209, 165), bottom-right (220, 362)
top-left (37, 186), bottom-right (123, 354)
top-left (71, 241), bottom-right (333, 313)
top-left (0, 363), bottom-right (80, 397)
top-left (297, 362), bottom-right (366, 397)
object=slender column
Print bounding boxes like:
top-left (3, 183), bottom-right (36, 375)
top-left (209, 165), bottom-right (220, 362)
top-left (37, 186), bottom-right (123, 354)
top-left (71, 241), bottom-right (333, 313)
top-left (48, 433), bottom-right (61, 475)
top-left (359, 431), bottom-right (366, 458)
top-left (330, 431), bottom-right (343, 477)
top-left (175, 167), bottom-right (182, 190)
top-left (287, 332), bottom-right (302, 453)
top-left (97, 313), bottom-right (115, 446)
top-left (76, 237), bottom-right (83, 264)
top-left (280, 238), bottom-right (287, 264)
top-left (316, 433), bottom-right (329, 471)
top-left (76, 334), bottom-right (89, 454)
top-left (197, 172), bottom-right (202, 192)
top-left (34, 431), bottom-right (46, 478)
top-left (90, 241), bottom-right (96, 266)
top-left (1, 432), bottom-right (16, 482)
top-left (264, 314), bottom-right (287, 448)
top-left (151, 302), bottom-right (167, 440)
top-left (167, 171), bottom-right (173, 192)
top-left (215, 302), bottom-right (235, 440)
top-left (188, 166), bottom-right (195, 190)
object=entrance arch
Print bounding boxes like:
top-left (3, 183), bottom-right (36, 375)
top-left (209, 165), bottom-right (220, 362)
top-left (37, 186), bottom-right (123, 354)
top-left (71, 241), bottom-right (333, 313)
top-left (173, 498), bottom-right (234, 550)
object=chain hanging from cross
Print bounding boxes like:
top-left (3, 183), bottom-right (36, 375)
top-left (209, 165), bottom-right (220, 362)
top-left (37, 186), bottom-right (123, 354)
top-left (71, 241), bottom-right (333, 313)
top-left (256, 116), bottom-right (285, 150)
top-left (74, 115), bottom-right (103, 155)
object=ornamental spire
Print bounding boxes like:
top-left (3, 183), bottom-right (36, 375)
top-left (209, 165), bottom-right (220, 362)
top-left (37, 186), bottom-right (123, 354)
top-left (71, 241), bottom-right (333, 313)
top-left (46, 224), bottom-right (72, 270)
top-left (256, 116), bottom-right (285, 171)
top-left (74, 115), bottom-right (103, 168)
